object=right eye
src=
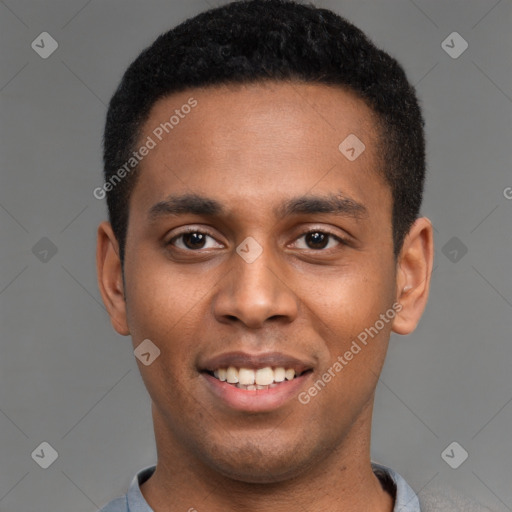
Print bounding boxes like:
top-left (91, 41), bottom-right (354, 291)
top-left (167, 228), bottom-right (224, 251)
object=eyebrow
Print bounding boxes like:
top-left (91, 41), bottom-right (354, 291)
top-left (148, 192), bottom-right (368, 222)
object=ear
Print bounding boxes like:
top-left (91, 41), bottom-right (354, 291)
top-left (96, 221), bottom-right (130, 336)
top-left (392, 217), bottom-right (434, 335)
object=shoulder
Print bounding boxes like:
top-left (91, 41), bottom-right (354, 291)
top-left (96, 495), bottom-right (128, 512)
top-left (371, 461), bottom-right (493, 512)
top-left (96, 464), bottom-right (155, 511)
top-left (418, 486), bottom-right (493, 512)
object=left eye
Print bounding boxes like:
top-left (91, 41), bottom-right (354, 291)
top-left (293, 230), bottom-right (344, 250)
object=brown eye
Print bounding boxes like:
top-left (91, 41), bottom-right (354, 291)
top-left (180, 232), bottom-right (207, 249)
top-left (168, 230), bottom-right (222, 251)
top-left (305, 231), bottom-right (329, 249)
top-left (294, 230), bottom-right (346, 251)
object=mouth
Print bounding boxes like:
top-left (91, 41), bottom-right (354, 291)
top-left (202, 366), bottom-right (313, 391)
top-left (198, 351), bottom-right (314, 412)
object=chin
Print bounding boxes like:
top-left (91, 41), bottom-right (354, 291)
top-left (201, 439), bottom-right (317, 485)
top-left (211, 459), bottom-right (304, 485)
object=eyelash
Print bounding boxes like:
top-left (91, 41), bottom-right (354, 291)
top-left (166, 227), bottom-right (348, 252)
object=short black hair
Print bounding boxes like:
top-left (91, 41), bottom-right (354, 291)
top-left (103, 0), bottom-right (425, 264)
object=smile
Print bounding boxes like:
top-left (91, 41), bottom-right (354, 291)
top-left (198, 350), bottom-right (315, 411)
top-left (206, 366), bottom-right (308, 390)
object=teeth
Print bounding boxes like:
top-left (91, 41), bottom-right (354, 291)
top-left (211, 366), bottom-right (301, 387)
top-left (238, 368), bottom-right (255, 385)
top-left (255, 367), bottom-right (274, 386)
top-left (273, 367), bottom-right (286, 382)
top-left (226, 366), bottom-right (239, 384)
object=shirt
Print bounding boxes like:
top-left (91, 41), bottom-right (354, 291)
top-left (97, 461), bottom-right (421, 512)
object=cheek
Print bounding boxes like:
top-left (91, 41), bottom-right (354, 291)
top-left (123, 261), bottom-right (202, 405)
top-left (302, 262), bottom-right (395, 384)
top-left (122, 253), bottom-right (221, 396)
top-left (123, 254), bottom-right (207, 341)
top-left (304, 260), bottom-right (394, 330)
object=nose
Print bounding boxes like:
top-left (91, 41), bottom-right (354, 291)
top-left (212, 240), bottom-right (299, 329)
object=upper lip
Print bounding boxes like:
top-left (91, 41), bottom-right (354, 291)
top-left (199, 351), bottom-right (314, 374)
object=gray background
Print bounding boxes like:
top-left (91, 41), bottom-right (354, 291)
top-left (0, 0), bottom-right (511, 510)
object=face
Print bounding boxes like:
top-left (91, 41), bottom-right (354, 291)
top-left (97, 81), bottom-right (432, 484)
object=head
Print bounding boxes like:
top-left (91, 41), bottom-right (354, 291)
top-left (97, 0), bottom-right (433, 485)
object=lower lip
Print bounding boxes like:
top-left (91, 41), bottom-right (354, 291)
top-left (201, 371), bottom-right (312, 413)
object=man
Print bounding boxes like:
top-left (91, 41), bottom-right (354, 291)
top-left (96, 1), bottom-right (489, 510)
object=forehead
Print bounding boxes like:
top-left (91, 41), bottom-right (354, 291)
top-left (144, 80), bottom-right (378, 159)
top-left (130, 81), bottom-right (390, 224)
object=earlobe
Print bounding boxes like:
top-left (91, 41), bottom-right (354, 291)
top-left (391, 217), bottom-right (434, 335)
top-left (96, 221), bottom-right (130, 336)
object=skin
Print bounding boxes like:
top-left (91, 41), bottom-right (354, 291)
top-left (97, 81), bottom-right (434, 512)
